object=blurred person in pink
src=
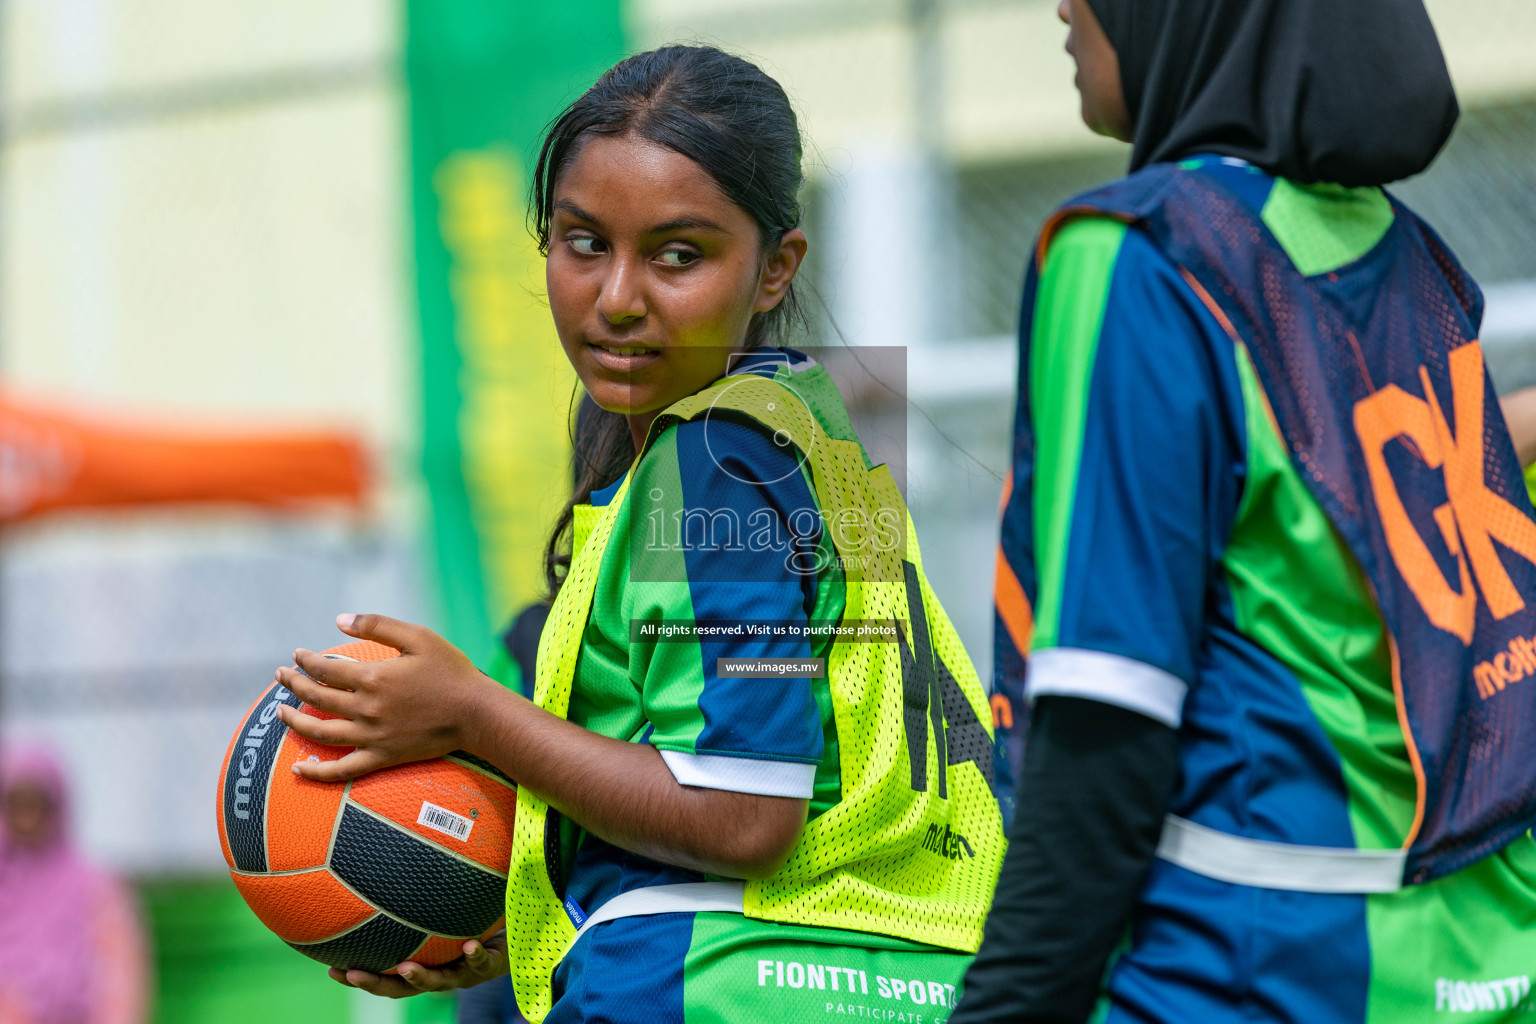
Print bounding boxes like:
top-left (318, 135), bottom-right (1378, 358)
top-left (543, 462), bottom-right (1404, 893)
top-left (0, 745), bottom-right (149, 1024)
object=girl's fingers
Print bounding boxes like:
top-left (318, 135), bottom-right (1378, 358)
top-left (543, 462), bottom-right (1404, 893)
top-left (342, 970), bottom-right (418, 998)
top-left (278, 667), bottom-right (355, 717)
top-left (390, 945), bottom-right (505, 994)
top-left (291, 748), bottom-right (385, 783)
top-left (338, 613), bottom-right (434, 656)
top-left (396, 962), bottom-right (452, 991)
top-left (462, 938), bottom-right (506, 974)
top-left (291, 649), bottom-right (364, 691)
top-left (275, 704), bottom-right (359, 747)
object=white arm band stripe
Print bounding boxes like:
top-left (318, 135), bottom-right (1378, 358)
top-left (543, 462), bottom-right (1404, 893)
top-left (1157, 815), bottom-right (1405, 893)
top-left (1026, 647), bottom-right (1189, 728)
top-left (574, 882), bottom-right (746, 944)
top-left (658, 749), bottom-right (818, 798)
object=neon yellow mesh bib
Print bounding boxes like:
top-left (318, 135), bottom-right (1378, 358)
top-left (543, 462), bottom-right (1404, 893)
top-left (507, 372), bottom-right (1004, 1021)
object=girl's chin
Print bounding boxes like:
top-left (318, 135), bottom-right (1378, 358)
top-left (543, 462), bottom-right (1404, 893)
top-left (582, 383), bottom-right (661, 417)
top-left (575, 350), bottom-right (734, 417)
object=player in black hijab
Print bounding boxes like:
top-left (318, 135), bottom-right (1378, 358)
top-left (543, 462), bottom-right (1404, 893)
top-left (1094, 0), bottom-right (1457, 184)
top-left (955, 3), bottom-right (1502, 1023)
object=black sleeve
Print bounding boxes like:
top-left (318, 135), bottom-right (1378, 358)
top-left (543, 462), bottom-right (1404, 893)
top-left (951, 696), bottom-right (1181, 1024)
top-left (500, 603), bottom-right (552, 698)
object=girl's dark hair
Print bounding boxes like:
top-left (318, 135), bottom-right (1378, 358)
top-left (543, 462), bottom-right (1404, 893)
top-left (534, 45), bottom-right (807, 596)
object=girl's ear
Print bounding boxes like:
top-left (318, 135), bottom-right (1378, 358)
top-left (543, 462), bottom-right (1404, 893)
top-left (755, 229), bottom-right (808, 313)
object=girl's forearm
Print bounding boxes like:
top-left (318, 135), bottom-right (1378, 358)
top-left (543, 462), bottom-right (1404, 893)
top-left (459, 684), bottom-right (806, 879)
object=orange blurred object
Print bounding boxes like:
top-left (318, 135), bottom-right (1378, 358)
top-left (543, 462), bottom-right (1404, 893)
top-left (0, 392), bottom-right (369, 521)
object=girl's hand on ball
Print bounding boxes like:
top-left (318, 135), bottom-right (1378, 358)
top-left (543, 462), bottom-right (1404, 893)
top-left (275, 613), bottom-right (502, 782)
top-left (327, 933), bottom-right (510, 997)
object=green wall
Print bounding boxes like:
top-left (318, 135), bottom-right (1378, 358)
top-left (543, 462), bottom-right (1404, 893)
top-left (408, 0), bottom-right (626, 664)
top-left (141, 876), bottom-right (455, 1024)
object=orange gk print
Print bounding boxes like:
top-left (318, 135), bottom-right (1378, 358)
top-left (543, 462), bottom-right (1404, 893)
top-left (1353, 341), bottom-right (1536, 647)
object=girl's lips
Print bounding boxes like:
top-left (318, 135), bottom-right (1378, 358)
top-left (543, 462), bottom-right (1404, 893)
top-left (588, 342), bottom-right (662, 373)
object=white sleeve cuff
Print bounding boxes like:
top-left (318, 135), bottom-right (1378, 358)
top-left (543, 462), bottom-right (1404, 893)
top-left (658, 749), bottom-right (818, 798)
top-left (1026, 647), bottom-right (1189, 728)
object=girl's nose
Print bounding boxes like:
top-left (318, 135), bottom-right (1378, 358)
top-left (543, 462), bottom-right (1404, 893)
top-left (596, 258), bottom-right (647, 325)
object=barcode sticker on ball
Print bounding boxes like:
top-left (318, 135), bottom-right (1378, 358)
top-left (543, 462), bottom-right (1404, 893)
top-left (417, 801), bottom-right (474, 842)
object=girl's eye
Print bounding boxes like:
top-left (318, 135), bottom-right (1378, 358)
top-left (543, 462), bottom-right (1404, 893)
top-left (656, 248), bottom-right (701, 267)
top-left (569, 236), bottom-right (603, 256)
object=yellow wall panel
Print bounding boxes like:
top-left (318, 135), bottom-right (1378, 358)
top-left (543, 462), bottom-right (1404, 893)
top-left (3, 0), bottom-right (392, 111)
top-left (630, 0), bottom-right (1536, 165)
top-left (1, 89), bottom-right (412, 468)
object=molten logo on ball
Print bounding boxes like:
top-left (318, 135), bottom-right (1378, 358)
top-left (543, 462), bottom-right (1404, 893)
top-left (233, 686), bottom-right (292, 820)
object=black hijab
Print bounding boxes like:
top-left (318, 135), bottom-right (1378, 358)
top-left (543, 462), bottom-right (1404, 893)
top-left (1085, 0), bottom-right (1459, 186)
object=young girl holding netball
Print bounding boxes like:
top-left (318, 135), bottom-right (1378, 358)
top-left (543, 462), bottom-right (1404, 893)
top-left (274, 45), bottom-right (1002, 1023)
top-left (959, 1), bottom-right (1536, 1022)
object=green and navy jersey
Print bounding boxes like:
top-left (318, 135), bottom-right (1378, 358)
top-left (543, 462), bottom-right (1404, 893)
top-left (549, 347), bottom-right (874, 1022)
top-left (1015, 158), bottom-right (1415, 853)
top-left (566, 346), bottom-right (844, 817)
top-left (1001, 156), bottom-right (1536, 1023)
